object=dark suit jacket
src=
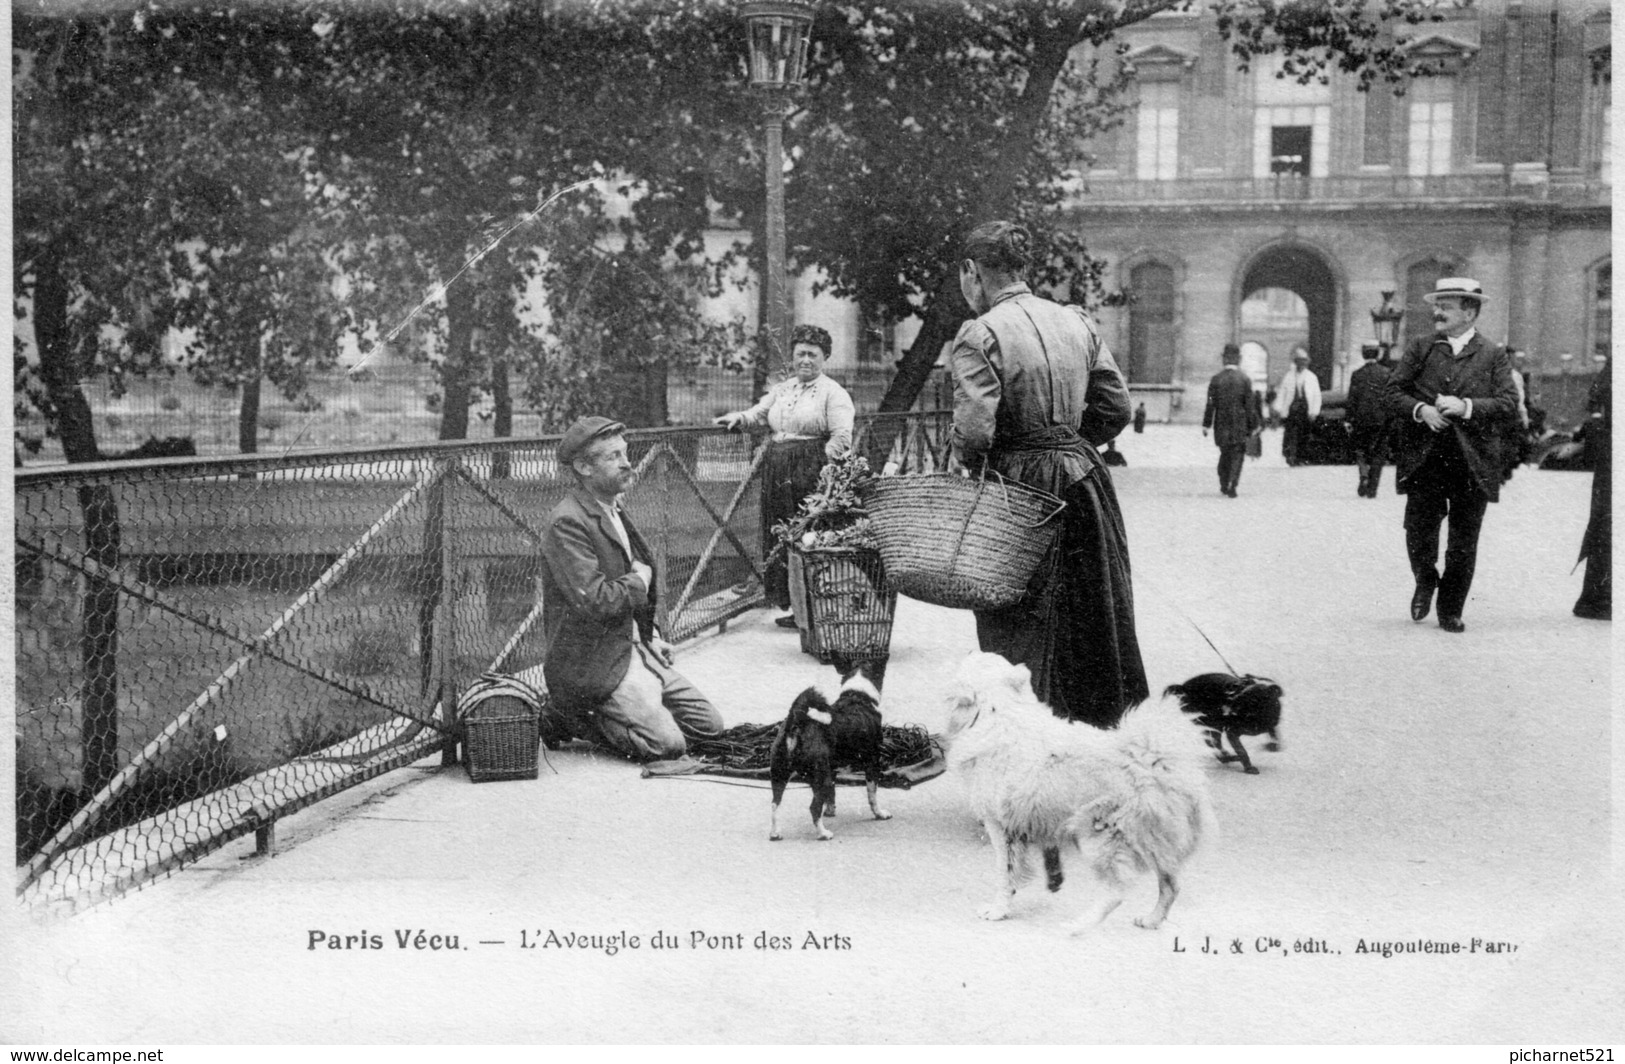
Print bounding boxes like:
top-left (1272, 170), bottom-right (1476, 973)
top-left (1386, 331), bottom-right (1518, 502)
top-left (1203, 366), bottom-right (1259, 448)
top-left (1346, 360), bottom-right (1393, 441)
top-left (541, 485), bottom-right (659, 709)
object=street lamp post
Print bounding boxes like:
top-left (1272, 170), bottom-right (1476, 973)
top-left (1559, 352), bottom-right (1576, 423)
top-left (739, 0), bottom-right (814, 396)
top-left (1370, 289), bottom-right (1404, 365)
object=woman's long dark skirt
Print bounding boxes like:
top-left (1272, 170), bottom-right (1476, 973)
top-left (760, 438), bottom-right (827, 609)
top-left (973, 463), bottom-right (1149, 729)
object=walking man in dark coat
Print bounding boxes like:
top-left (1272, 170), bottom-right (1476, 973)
top-left (1347, 344), bottom-right (1393, 497)
top-left (1386, 278), bottom-right (1519, 634)
top-left (1203, 343), bottom-right (1260, 497)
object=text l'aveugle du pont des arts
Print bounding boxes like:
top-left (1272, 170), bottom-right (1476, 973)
top-left (306, 929), bottom-right (852, 954)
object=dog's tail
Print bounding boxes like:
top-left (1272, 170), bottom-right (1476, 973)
top-left (1068, 698), bottom-right (1215, 878)
top-left (789, 686), bottom-right (834, 726)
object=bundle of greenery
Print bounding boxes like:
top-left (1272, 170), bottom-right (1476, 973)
top-left (769, 452), bottom-right (879, 559)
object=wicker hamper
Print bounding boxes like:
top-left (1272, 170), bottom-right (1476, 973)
top-left (788, 546), bottom-right (896, 664)
top-left (459, 675), bottom-right (546, 783)
top-left (856, 472), bottom-right (1065, 610)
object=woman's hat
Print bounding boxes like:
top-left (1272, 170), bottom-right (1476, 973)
top-left (1422, 277), bottom-right (1489, 305)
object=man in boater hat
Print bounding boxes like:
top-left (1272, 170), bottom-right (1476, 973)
top-left (1386, 278), bottom-right (1519, 633)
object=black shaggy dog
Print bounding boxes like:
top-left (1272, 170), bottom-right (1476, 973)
top-left (768, 655), bottom-right (891, 841)
top-left (1164, 672), bottom-right (1283, 775)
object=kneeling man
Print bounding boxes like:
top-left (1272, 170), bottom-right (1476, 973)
top-left (537, 416), bottom-right (724, 759)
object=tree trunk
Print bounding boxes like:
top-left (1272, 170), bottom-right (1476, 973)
top-left (32, 244), bottom-right (123, 796)
top-left (490, 355), bottom-right (512, 480)
top-left (32, 246), bottom-right (102, 464)
top-left (238, 373), bottom-right (262, 455)
top-left (865, 3), bottom-right (1089, 462)
top-left (646, 359), bottom-right (670, 427)
top-left (438, 277), bottom-right (476, 441)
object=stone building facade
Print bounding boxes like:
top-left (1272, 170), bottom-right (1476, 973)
top-left (1070, 0), bottom-right (1611, 423)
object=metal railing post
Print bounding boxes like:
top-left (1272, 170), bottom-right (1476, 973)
top-left (439, 458), bottom-right (459, 766)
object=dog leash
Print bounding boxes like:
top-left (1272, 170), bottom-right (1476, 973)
top-left (1131, 572), bottom-right (1243, 676)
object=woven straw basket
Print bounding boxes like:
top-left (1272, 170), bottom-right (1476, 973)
top-left (857, 472), bottom-right (1065, 610)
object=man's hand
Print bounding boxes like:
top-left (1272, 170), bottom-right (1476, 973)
top-left (1202, 428), bottom-right (1208, 437)
top-left (1435, 395), bottom-right (1468, 418)
top-left (650, 636), bottom-right (677, 667)
top-left (1419, 405), bottom-right (1450, 432)
top-left (631, 560), bottom-right (653, 587)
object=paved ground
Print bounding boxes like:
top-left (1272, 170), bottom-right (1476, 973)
top-left (6, 426), bottom-right (1620, 1044)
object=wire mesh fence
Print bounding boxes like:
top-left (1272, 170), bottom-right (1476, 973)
top-left (14, 361), bottom-right (948, 465)
top-left (13, 412), bottom-right (952, 911)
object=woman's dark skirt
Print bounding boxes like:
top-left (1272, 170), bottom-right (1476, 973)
top-left (1575, 447), bottom-right (1611, 618)
top-left (973, 456), bottom-right (1149, 729)
top-left (760, 437), bottom-right (827, 609)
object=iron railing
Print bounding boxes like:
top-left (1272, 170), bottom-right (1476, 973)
top-left (1076, 172), bottom-right (1610, 207)
top-left (13, 412), bottom-right (952, 911)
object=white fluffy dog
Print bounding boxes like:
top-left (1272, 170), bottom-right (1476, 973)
top-left (945, 651), bottom-right (1215, 932)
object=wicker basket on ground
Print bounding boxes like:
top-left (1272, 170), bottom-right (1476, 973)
top-left (856, 472), bottom-right (1065, 610)
top-left (787, 545), bottom-right (896, 664)
top-left (458, 674), bottom-right (546, 783)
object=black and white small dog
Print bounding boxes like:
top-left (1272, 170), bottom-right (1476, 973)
top-left (769, 655), bottom-right (892, 841)
top-left (1163, 672), bottom-right (1283, 775)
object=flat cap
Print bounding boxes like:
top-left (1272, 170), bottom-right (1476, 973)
top-left (556, 416), bottom-right (626, 468)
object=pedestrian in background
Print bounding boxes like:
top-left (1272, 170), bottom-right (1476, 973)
top-left (949, 219), bottom-right (1148, 728)
top-left (1202, 343), bottom-right (1259, 498)
top-left (1500, 347), bottom-right (1531, 481)
top-left (1273, 346), bottom-right (1322, 466)
top-left (1347, 344), bottom-right (1393, 498)
top-left (1573, 356), bottom-right (1610, 621)
top-left (1132, 402), bottom-right (1147, 434)
top-left (1386, 278), bottom-right (1518, 634)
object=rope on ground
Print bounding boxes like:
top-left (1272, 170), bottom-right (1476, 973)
top-left (642, 722), bottom-right (945, 788)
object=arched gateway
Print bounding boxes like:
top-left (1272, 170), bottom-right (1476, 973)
top-left (1236, 244), bottom-right (1341, 392)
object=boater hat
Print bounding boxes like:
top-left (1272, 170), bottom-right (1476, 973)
top-left (1422, 277), bottom-right (1489, 305)
top-left (557, 416), bottom-right (626, 468)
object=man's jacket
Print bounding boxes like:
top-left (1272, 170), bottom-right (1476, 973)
top-left (540, 486), bottom-right (658, 709)
top-left (1386, 332), bottom-right (1518, 502)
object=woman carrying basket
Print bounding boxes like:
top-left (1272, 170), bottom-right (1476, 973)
top-left (948, 220), bottom-right (1149, 728)
top-left (714, 324), bottom-right (856, 628)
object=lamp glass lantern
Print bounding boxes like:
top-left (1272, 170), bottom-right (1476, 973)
top-left (1370, 289), bottom-right (1404, 351)
top-left (740, 0), bottom-right (814, 90)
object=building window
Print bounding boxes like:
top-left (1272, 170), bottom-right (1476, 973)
top-left (1253, 105), bottom-right (1329, 179)
top-left (1253, 57), bottom-right (1330, 179)
top-left (858, 303), bottom-right (891, 365)
top-left (1591, 262), bottom-right (1611, 363)
top-left (1136, 80), bottom-right (1180, 180)
top-left (1596, 80), bottom-right (1612, 184)
top-left (1404, 257), bottom-right (1459, 350)
top-left (1270, 125), bottom-right (1312, 175)
top-left (1128, 262), bottom-right (1177, 385)
top-left (1407, 76), bottom-right (1454, 176)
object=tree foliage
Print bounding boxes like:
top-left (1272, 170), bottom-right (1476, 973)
top-left (12, 0), bottom-right (1454, 458)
